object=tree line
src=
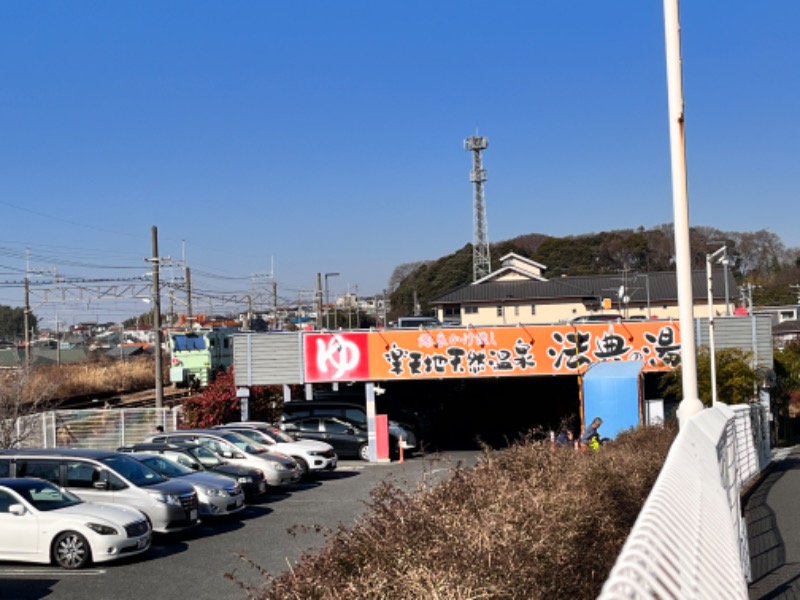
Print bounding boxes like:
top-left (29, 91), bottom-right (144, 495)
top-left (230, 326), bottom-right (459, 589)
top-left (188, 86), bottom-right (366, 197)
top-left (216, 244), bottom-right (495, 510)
top-left (0, 306), bottom-right (34, 343)
top-left (387, 225), bottom-right (800, 318)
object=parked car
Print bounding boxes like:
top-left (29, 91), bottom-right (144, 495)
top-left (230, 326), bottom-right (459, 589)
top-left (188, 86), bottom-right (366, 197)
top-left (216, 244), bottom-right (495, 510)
top-left (0, 449), bottom-right (199, 534)
top-left (0, 477), bottom-right (152, 569)
top-left (280, 417), bottom-right (374, 461)
top-left (117, 442), bottom-right (267, 498)
top-left (570, 314), bottom-right (623, 323)
top-left (126, 453), bottom-right (245, 518)
top-left (146, 429), bottom-right (300, 487)
top-left (214, 423), bottom-right (338, 478)
top-left (282, 400), bottom-right (417, 452)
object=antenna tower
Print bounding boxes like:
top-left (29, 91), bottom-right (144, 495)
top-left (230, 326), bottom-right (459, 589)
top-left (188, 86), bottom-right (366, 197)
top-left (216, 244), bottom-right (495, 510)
top-left (464, 135), bottom-right (490, 281)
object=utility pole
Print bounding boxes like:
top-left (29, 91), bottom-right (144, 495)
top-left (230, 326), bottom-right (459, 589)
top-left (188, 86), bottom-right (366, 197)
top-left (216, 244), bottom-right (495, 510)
top-left (185, 266), bottom-right (193, 327)
top-left (316, 273), bottom-right (323, 330)
top-left (273, 279), bottom-right (278, 330)
top-left (23, 277), bottom-right (30, 368)
top-left (148, 226), bottom-right (164, 409)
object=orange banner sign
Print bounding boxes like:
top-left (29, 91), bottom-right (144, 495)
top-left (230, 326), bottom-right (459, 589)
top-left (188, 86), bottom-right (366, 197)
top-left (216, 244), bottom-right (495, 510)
top-left (303, 322), bottom-right (680, 383)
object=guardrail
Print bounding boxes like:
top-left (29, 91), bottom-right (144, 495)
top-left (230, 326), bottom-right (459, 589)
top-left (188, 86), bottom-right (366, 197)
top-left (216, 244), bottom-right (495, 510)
top-left (599, 403), bottom-right (769, 599)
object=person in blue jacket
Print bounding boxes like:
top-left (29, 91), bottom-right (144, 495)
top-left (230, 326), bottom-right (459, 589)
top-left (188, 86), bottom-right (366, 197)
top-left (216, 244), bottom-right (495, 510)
top-left (580, 417), bottom-right (603, 451)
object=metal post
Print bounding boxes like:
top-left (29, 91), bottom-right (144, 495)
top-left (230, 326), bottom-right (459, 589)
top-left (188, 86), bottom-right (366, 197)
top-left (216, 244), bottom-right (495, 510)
top-left (663, 0), bottom-right (703, 424)
top-left (707, 248), bottom-right (725, 406)
top-left (723, 255), bottom-right (731, 316)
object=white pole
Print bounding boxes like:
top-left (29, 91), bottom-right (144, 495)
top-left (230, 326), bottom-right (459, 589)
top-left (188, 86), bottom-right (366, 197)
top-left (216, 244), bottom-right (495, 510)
top-left (663, 0), bottom-right (703, 424)
top-left (365, 382), bottom-right (377, 462)
top-left (707, 254), bottom-right (718, 406)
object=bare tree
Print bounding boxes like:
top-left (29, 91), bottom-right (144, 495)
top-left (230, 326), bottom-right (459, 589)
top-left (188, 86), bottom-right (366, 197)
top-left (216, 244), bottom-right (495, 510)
top-left (0, 368), bottom-right (58, 449)
top-left (387, 261), bottom-right (432, 292)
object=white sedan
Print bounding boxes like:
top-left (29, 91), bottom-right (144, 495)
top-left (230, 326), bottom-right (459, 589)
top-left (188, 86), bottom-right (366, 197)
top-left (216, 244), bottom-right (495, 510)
top-left (217, 424), bottom-right (338, 478)
top-left (0, 477), bottom-right (152, 569)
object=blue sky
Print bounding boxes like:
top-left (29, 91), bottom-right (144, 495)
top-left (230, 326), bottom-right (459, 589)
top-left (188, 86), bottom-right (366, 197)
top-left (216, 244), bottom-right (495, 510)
top-left (1, 1), bottom-right (798, 325)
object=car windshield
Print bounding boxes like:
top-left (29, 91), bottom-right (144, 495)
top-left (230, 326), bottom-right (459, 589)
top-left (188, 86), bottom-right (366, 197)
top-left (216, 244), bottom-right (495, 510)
top-left (216, 431), bottom-right (261, 453)
top-left (266, 428), bottom-right (295, 444)
top-left (10, 481), bottom-right (82, 511)
top-left (100, 455), bottom-right (167, 487)
top-left (230, 429), bottom-right (268, 445)
top-left (189, 446), bottom-right (225, 466)
top-left (138, 455), bottom-right (193, 478)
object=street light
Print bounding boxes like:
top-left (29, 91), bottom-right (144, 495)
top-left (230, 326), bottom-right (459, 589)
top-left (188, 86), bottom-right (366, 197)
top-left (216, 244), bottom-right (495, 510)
top-left (707, 245), bottom-right (728, 406)
top-left (324, 272), bottom-right (340, 329)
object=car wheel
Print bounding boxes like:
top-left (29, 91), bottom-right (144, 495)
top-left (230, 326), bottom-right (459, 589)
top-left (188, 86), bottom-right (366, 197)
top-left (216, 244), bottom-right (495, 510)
top-left (294, 457), bottom-right (309, 478)
top-left (358, 443), bottom-right (370, 462)
top-left (53, 531), bottom-right (91, 569)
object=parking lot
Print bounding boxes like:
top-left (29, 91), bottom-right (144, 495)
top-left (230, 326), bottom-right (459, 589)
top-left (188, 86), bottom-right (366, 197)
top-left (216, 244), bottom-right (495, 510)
top-left (0, 452), bottom-right (480, 600)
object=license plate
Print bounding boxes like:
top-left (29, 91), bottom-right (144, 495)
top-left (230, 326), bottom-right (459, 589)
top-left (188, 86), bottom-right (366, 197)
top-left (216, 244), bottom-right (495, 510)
top-left (236, 497), bottom-right (243, 507)
top-left (137, 537), bottom-right (148, 549)
top-left (190, 509), bottom-right (198, 521)
top-left (258, 482), bottom-right (266, 492)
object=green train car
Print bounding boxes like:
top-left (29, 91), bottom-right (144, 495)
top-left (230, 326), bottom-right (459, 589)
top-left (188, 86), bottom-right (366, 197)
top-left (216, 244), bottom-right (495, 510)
top-left (168, 327), bottom-right (236, 389)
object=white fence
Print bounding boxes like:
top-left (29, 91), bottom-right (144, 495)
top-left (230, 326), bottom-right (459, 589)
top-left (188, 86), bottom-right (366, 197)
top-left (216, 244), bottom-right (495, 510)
top-left (599, 403), bottom-right (770, 599)
top-left (10, 407), bottom-right (180, 450)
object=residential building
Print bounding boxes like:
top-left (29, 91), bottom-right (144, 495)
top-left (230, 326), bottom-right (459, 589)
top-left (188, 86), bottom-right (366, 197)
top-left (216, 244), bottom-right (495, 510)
top-left (431, 252), bottom-right (738, 327)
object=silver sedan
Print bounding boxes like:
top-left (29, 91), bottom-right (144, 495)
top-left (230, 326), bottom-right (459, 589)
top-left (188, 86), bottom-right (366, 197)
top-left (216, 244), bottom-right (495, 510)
top-left (127, 454), bottom-right (245, 518)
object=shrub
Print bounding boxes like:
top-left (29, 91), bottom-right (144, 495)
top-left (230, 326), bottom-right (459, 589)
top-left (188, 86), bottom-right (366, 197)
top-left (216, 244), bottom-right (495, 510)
top-left (180, 369), bottom-right (286, 428)
top-left (234, 424), bottom-right (676, 600)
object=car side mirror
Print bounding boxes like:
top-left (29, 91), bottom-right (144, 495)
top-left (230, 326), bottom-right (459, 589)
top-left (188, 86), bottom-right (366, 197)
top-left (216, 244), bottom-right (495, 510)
top-left (9, 504), bottom-right (26, 516)
top-left (221, 451), bottom-right (234, 458)
top-left (93, 480), bottom-right (109, 490)
top-left (346, 428), bottom-right (355, 434)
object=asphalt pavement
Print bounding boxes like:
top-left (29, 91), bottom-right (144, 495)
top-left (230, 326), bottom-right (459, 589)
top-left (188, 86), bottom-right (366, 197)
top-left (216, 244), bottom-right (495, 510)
top-left (746, 446), bottom-right (800, 599)
top-left (0, 451), bottom-right (481, 600)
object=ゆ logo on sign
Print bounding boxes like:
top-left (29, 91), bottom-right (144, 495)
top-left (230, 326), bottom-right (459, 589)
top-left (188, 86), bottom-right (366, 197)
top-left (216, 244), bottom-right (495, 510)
top-left (316, 335), bottom-right (361, 379)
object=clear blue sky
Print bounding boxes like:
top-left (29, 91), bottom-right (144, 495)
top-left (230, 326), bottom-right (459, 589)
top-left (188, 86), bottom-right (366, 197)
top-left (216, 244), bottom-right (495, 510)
top-left (1, 1), bottom-right (798, 325)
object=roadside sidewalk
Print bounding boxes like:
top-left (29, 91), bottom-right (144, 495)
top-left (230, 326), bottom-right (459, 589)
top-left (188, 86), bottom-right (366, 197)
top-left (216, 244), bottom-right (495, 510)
top-left (746, 446), bottom-right (800, 599)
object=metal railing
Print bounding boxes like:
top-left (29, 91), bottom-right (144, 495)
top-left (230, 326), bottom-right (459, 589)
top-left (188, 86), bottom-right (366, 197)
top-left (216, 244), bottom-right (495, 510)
top-left (11, 407), bottom-right (180, 450)
top-left (599, 403), bottom-right (769, 599)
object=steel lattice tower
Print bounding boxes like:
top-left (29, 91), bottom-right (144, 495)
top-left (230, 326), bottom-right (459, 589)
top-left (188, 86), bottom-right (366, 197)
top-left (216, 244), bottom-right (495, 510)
top-left (464, 136), bottom-right (490, 281)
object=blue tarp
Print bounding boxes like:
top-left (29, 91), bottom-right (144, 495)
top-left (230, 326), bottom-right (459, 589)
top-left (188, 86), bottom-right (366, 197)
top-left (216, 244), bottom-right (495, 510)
top-left (582, 361), bottom-right (644, 440)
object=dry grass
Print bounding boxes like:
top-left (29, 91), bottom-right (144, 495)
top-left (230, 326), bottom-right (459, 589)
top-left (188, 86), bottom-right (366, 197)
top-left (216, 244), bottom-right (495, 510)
top-left (31, 356), bottom-right (157, 400)
top-left (236, 425), bottom-right (676, 600)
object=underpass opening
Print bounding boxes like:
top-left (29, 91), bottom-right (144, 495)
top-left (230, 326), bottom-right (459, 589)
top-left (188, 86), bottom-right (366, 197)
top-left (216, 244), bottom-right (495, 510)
top-left (311, 376), bottom-right (581, 452)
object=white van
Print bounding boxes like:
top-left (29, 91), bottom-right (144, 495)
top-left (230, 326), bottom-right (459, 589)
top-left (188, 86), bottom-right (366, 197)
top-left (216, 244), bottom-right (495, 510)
top-left (396, 316), bottom-right (441, 328)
